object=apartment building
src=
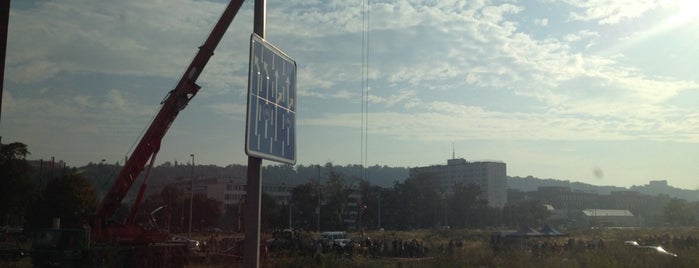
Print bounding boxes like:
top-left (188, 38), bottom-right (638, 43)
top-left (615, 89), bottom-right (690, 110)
top-left (409, 158), bottom-right (507, 208)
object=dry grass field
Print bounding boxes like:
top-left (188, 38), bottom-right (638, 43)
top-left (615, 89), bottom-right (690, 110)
top-left (239, 228), bottom-right (699, 268)
top-left (4, 228), bottom-right (699, 267)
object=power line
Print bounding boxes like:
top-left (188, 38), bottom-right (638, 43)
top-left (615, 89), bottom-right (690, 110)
top-left (359, 0), bottom-right (366, 179)
top-left (360, 0), bottom-right (370, 181)
top-left (365, 0), bottom-right (370, 181)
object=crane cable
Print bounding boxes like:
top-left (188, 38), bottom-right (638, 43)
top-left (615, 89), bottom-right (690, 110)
top-left (360, 0), bottom-right (370, 181)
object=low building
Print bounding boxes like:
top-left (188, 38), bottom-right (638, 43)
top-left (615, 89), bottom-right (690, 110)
top-left (578, 209), bottom-right (637, 228)
top-left (530, 186), bottom-right (598, 209)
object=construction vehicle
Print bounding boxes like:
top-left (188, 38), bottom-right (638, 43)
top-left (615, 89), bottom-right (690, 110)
top-left (30, 1), bottom-right (246, 267)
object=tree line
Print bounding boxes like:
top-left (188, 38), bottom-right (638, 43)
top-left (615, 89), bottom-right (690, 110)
top-left (2, 141), bottom-right (696, 234)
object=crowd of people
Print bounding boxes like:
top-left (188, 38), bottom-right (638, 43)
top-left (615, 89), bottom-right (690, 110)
top-left (313, 236), bottom-right (432, 259)
top-left (257, 229), bottom-right (437, 260)
top-left (634, 234), bottom-right (699, 249)
top-left (491, 233), bottom-right (699, 256)
top-left (491, 235), bottom-right (607, 255)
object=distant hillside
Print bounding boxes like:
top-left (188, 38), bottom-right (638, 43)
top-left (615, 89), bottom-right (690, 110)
top-left (70, 162), bottom-right (408, 195)
top-left (629, 180), bottom-right (699, 202)
top-left (508, 176), bottom-right (699, 202)
top-left (60, 161), bottom-right (699, 202)
top-left (507, 176), bottom-right (626, 194)
top-left (262, 164), bottom-right (409, 187)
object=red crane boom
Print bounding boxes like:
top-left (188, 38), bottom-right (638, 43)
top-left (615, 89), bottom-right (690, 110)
top-left (94, 0), bottom-right (245, 243)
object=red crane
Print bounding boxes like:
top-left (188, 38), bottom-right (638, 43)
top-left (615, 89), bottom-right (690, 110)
top-left (93, 0), bottom-right (246, 244)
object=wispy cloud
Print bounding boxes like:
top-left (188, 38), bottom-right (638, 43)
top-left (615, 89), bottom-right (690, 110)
top-left (208, 102), bottom-right (247, 118)
top-left (561, 0), bottom-right (659, 24)
top-left (7, 0), bottom-right (231, 84)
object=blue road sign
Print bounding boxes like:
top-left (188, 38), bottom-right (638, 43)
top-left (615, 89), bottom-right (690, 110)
top-left (245, 33), bottom-right (297, 164)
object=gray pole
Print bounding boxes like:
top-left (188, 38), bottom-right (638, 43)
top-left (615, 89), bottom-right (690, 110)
top-left (377, 187), bottom-right (381, 229)
top-left (99, 159), bottom-right (106, 199)
top-left (444, 193), bottom-right (448, 227)
top-left (289, 197), bottom-right (292, 229)
top-left (244, 157), bottom-right (262, 268)
top-left (317, 165), bottom-right (320, 233)
top-left (189, 154), bottom-right (194, 238)
top-left (287, 183), bottom-right (292, 229)
top-left (244, 1), bottom-right (265, 267)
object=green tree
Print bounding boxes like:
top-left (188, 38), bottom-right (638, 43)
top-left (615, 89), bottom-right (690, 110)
top-left (377, 187), bottom-right (402, 230)
top-left (159, 185), bottom-right (186, 231)
top-left (358, 180), bottom-right (382, 230)
top-left (192, 194), bottom-right (223, 231)
top-left (502, 199), bottom-right (550, 227)
top-left (291, 182), bottom-right (317, 231)
top-left (142, 186), bottom-right (222, 233)
top-left (664, 198), bottom-right (696, 226)
top-left (142, 185), bottom-right (185, 232)
top-left (261, 192), bottom-right (281, 231)
top-left (221, 202), bottom-right (243, 232)
top-left (392, 172), bottom-right (440, 229)
top-left (0, 142), bottom-right (39, 226)
top-left (28, 173), bottom-right (98, 229)
top-left (321, 171), bottom-right (348, 230)
top-left (448, 182), bottom-right (488, 228)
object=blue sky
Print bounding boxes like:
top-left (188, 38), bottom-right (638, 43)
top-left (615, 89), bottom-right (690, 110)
top-left (2, 0), bottom-right (699, 189)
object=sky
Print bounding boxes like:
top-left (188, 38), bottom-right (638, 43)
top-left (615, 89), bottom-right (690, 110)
top-left (2, 0), bottom-right (699, 189)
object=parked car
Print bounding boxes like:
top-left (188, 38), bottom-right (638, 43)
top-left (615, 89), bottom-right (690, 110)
top-left (170, 235), bottom-right (200, 252)
top-left (0, 242), bottom-right (27, 261)
top-left (625, 240), bottom-right (677, 257)
top-left (319, 231), bottom-right (351, 248)
top-left (0, 225), bottom-right (23, 234)
top-left (267, 229), bottom-right (295, 252)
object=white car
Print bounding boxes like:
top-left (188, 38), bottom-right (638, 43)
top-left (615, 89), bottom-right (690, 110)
top-left (171, 235), bottom-right (200, 252)
top-left (319, 231), bottom-right (350, 248)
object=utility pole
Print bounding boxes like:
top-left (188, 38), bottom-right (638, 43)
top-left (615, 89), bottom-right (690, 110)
top-left (286, 183), bottom-right (292, 229)
top-left (317, 165), bottom-right (321, 233)
top-left (189, 154), bottom-right (194, 238)
top-left (98, 159), bottom-right (106, 200)
top-left (444, 192), bottom-right (448, 227)
top-left (377, 187), bottom-right (381, 229)
top-left (289, 199), bottom-right (292, 229)
top-left (289, 187), bottom-right (294, 229)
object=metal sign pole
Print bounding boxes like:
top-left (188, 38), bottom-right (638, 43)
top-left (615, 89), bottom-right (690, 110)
top-left (244, 2), bottom-right (265, 268)
top-left (243, 156), bottom-right (262, 268)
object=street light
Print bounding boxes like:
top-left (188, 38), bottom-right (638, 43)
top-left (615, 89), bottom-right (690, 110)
top-left (439, 188), bottom-right (448, 228)
top-left (284, 182), bottom-right (292, 229)
top-left (189, 154), bottom-right (194, 238)
top-left (359, 204), bottom-right (367, 235)
top-left (377, 187), bottom-right (381, 230)
top-left (288, 195), bottom-right (293, 229)
top-left (316, 165), bottom-right (321, 233)
top-left (98, 159), bottom-right (106, 199)
top-left (443, 191), bottom-right (448, 228)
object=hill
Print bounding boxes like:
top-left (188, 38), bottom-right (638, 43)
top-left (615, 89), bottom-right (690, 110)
top-left (508, 176), bottom-right (699, 202)
top-left (38, 160), bottom-right (699, 202)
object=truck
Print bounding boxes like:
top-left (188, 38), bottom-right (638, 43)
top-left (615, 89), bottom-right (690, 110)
top-left (30, 1), bottom-right (246, 267)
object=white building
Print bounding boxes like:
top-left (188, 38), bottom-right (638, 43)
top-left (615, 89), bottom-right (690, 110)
top-left (409, 158), bottom-right (507, 208)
